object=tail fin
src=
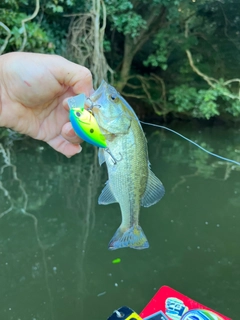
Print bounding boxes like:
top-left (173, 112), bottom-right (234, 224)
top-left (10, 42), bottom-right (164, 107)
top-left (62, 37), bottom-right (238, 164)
top-left (108, 225), bottom-right (149, 250)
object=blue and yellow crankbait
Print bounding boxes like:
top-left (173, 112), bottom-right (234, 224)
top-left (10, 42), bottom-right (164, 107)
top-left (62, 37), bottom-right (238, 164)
top-left (107, 306), bottom-right (143, 320)
top-left (68, 93), bottom-right (107, 149)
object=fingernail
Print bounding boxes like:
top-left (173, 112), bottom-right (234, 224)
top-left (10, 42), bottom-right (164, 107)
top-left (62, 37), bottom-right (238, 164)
top-left (66, 145), bottom-right (82, 158)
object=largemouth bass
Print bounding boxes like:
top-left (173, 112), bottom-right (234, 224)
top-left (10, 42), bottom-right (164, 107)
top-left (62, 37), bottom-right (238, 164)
top-left (89, 80), bottom-right (165, 250)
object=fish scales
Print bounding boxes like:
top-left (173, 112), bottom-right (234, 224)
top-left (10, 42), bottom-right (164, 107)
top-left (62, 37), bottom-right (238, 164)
top-left (105, 117), bottom-right (148, 228)
top-left (90, 80), bottom-right (165, 250)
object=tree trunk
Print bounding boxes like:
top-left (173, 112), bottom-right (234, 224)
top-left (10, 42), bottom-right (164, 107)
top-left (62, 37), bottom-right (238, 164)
top-left (116, 35), bottom-right (135, 91)
top-left (116, 6), bottom-right (167, 93)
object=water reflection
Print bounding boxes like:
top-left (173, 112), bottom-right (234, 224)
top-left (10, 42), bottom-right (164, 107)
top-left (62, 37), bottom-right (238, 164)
top-left (0, 123), bottom-right (239, 319)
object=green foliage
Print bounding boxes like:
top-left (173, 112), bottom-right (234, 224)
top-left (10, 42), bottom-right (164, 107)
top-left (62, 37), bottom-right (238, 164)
top-left (0, 0), bottom-right (240, 121)
top-left (226, 100), bottom-right (240, 117)
top-left (0, 0), bottom-right (78, 54)
top-left (46, 3), bottom-right (64, 13)
top-left (169, 84), bottom-right (240, 119)
top-left (0, 2), bottom-right (51, 53)
top-left (143, 30), bottom-right (168, 69)
top-left (105, 0), bottom-right (146, 37)
top-left (44, 0), bottom-right (76, 14)
top-left (112, 11), bottom-right (147, 38)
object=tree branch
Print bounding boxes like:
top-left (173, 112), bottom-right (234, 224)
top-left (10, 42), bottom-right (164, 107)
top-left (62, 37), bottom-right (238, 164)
top-left (0, 22), bottom-right (11, 55)
top-left (185, 49), bottom-right (217, 87)
top-left (122, 74), bottom-right (168, 116)
top-left (18, 0), bottom-right (40, 52)
top-left (185, 19), bottom-right (240, 102)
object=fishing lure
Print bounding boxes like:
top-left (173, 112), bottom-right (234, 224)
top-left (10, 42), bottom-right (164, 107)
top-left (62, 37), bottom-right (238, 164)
top-left (68, 94), bottom-right (107, 149)
top-left (107, 306), bottom-right (143, 320)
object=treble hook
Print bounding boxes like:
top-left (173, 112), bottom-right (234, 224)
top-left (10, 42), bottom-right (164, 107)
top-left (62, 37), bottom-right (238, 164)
top-left (85, 97), bottom-right (93, 111)
top-left (105, 148), bottom-right (123, 165)
top-left (85, 98), bottom-right (103, 112)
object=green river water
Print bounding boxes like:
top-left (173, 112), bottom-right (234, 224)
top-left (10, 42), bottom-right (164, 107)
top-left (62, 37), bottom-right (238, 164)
top-left (0, 121), bottom-right (239, 319)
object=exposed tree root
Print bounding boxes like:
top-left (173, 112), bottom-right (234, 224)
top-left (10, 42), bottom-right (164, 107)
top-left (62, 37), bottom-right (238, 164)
top-left (66, 0), bottom-right (113, 87)
top-left (122, 73), bottom-right (168, 116)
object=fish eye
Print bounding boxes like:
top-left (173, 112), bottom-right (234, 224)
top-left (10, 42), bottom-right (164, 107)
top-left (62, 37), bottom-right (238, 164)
top-left (90, 128), bottom-right (94, 133)
top-left (109, 94), bottom-right (118, 102)
top-left (76, 112), bottom-right (81, 117)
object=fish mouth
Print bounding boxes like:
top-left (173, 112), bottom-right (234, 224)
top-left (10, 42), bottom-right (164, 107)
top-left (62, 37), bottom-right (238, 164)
top-left (90, 80), bottom-right (108, 102)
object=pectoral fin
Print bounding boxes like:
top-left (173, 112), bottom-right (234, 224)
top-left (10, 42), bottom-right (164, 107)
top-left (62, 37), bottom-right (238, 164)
top-left (98, 148), bottom-right (106, 166)
top-left (98, 181), bottom-right (117, 205)
top-left (141, 170), bottom-right (165, 207)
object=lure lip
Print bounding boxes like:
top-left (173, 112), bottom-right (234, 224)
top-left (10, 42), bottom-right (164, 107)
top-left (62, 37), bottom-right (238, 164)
top-left (67, 93), bottom-right (86, 110)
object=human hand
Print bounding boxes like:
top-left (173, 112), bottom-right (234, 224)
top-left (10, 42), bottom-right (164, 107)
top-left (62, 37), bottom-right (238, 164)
top-left (0, 52), bottom-right (93, 157)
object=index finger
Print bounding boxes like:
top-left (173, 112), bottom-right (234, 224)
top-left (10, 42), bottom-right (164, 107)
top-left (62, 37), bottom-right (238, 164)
top-left (47, 55), bottom-right (93, 96)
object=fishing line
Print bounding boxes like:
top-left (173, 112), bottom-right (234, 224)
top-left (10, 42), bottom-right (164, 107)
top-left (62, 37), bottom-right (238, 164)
top-left (140, 121), bottom-right (240, 166)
